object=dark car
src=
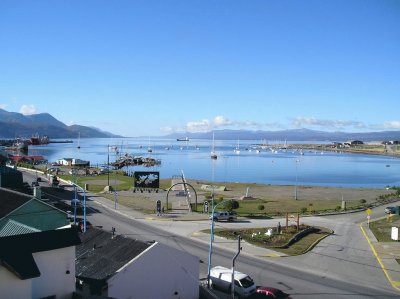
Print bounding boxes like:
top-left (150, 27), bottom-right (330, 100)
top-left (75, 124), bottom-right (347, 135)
top-left (253, 287), bottom-right (292, 299)
top-left (31, 181), bottom-right (39, 187)
top-left (385, 206), bottom-right (396, 214)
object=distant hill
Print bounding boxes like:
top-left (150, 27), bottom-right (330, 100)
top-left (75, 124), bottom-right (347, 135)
top-left (0, 109), bottom-right (122, 139)
top-left (166, 128), bottom-right (400, 142)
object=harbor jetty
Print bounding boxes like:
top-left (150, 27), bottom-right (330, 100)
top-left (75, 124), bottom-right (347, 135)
top-left (111, 155), bottom-right (161, 169)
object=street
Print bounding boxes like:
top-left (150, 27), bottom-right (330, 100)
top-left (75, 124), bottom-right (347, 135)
top-left (22, 170), bottom-right (400, 298)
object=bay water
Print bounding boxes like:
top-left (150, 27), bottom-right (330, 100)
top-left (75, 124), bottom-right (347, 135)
top-left (26, 138), bottom-right (400, 188)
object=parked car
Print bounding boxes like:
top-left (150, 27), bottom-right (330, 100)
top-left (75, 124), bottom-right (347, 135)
top-left (209, 266), bottom-right (256, 297)
top-left (385, 206), bottom-right (396, 214)
top-left (253, 286), bottom-right (292, 298)
top-left (31, 181), bottom-right (39, 187)
top-left (71, 198), bottom-right (83, 207)
top-left (210, 211), bottom-right (237, 222)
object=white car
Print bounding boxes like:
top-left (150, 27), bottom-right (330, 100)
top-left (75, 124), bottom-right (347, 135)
top-left (210, 211), bottom-right (237, 222)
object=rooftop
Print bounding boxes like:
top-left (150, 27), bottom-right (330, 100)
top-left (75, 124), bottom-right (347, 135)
top-left (76, 227), bottom-right (152, 282)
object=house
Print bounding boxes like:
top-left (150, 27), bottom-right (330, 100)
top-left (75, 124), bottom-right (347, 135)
top-left (0, 228), bottom-right (81, 299)
top-left (344, 140), bottom-right (364, 146)
top-left (76, 227), bottom-right (199, 299)
top-left (57, 158), bottom-right (73, 166)
top-left (0, 187), bottom-right (70, 236)
top-left (0, 187), bottom-right (81, 299)
top-left (57, 158), bottom-right (90, 167)
top-left (8, 155), bottom-right (47, 165)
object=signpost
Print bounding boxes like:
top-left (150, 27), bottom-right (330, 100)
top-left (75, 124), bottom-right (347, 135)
top-left (156, 200), bottom-right (161, 216)
top-left (204, 201), bottom-right (209, 213)
top-left (366, 208), bottom-right (372, 227)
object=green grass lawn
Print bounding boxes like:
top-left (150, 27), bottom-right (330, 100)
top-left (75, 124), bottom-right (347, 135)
top-left (369, 215), bottom-right (400, 242)
top-left (202, 225), bottom-right (332, 256)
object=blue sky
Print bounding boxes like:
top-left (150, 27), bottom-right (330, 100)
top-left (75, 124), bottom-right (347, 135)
top-left (0, 0), bottom-right (399, 137)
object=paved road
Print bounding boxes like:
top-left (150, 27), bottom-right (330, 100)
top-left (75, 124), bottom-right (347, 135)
top-left (22, 170), bottom-right (400, 298)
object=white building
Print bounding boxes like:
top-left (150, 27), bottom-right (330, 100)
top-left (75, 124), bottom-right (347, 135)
top-left (56, 158), bottom-right (90, 167)
top-left (0, 228), bottom-right (81, 299)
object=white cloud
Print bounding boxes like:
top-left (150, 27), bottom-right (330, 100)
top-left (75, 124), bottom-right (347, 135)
top-left (214, 116), bottom-right (232, 126)
top-left (383, 121), bottom-right (400, 129)
top-left (19, 104), bottom-right (37, 115)
top-left (162, 115), bottom-right (400, 134)
top-left (0, 104), bottom-right (8, 109)
top-left (291, 117), bottom-right (366, 130)
top-left (186, 119), bottom-right (211, 132)
top-left (163, 115), bottom-right (283, 133)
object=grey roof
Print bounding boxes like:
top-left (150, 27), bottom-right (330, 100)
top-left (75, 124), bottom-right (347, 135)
top-left (0, 227), bottom-right (81, 279)
top-left (76, 228), bottom-right (152, 282)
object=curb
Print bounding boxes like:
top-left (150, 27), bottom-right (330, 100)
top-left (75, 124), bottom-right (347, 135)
top-left (359, 222), bottom-right (400, 291)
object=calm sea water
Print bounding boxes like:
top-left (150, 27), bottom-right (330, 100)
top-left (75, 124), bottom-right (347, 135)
top-left (25, 138), bottom-right (400, 188)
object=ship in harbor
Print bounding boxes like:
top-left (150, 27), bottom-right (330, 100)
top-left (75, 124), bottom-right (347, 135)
top-left (30, 134), bottom-right (49, 145)
top-left (177, 137), bottom-right (189, 142)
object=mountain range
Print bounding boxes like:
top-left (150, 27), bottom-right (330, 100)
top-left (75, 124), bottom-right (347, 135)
top-left (1, 108), bottom-right (399, 141)
top-left (0, 109), bottom-right (121, 139)
top-left (165, 128), bottom-right (400, 142)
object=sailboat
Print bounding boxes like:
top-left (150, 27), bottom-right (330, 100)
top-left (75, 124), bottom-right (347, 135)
top-left (147, 136), bottom-right (153, 153)
top-left (234, 138), bottom-right (240, 154)
top-left (211, 133), bottom-right (217, 159)
top-left (77, 132), bottom-right (81, 149)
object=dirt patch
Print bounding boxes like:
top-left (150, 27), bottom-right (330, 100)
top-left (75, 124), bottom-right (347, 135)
top-left (81, 179), bottom-right (125, 186)
top-left (186, 180), bottom-right (391, 202)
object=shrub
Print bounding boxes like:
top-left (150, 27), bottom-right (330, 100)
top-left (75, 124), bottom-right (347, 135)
top-left (257, 204), bottom-right (265, 211)
top-left (300, 207), bottom-right (307, 214)
top-left (360, 199), bottom-right (366, 204)
top-left (224, 200), bottom-right (239, 211)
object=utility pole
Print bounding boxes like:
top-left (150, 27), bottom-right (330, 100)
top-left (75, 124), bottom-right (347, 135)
top-left (231, 235), bottom-right (242, 299)
top-left (107, 144), bottom-right (110, 187)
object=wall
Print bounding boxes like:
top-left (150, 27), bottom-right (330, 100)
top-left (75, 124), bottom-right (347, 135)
top-left (0, 265), bottom-right (31, 299)
top-left (32, 246), bottom-right (76, 299)
top-left (107, 242), bottom-right (199, 299)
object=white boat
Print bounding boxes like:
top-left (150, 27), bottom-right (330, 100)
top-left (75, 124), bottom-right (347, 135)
top-left (77, 132), bottom-right (81, 149)
top-left (211, 133), bottom-right (217, 159)
top-left (234, 138), bottom-right (240, 154)
top-left (147, 136), bottom-right (152, 153)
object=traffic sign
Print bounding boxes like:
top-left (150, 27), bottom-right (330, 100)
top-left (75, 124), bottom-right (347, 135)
top-left (366, 208), bottom-right (372, 215)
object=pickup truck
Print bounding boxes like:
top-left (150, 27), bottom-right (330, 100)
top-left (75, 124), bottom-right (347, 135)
top-left (210, 211), bottom-right (237, 222)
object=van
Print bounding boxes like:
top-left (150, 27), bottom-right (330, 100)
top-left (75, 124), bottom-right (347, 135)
top-left (209, 266), bottom-right (256, 298)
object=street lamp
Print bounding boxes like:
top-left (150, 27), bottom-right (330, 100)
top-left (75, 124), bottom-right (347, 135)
top-left (107, 144), bottom-right (110, 187)
top-left (207, 197), bottom-right (233, 288)
top-left (294, 159), bottom-right (300, 200)
top-left (70, 180), bottom-right (87, 233)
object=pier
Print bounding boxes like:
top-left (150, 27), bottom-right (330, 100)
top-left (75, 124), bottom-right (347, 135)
top-left (111, 155), bottom-right (161, 169)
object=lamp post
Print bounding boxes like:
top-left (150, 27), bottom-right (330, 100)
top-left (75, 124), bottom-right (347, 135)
top-left (107, 144), bottom-right (110, 187)
top-left (294, 159), bottom-right (299, 200)
top-left (70, 180), bottom-right (87, 233)
top-left (207, 197), bottom-right (233, 288)
top-left (114, 148), bottom-right (118, 209)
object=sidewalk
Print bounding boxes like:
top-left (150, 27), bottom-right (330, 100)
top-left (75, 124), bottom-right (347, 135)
top-left (90, 192), bottom-right (288, 258)
top-left (88, 190), bottom-right (400, 289)
top-left (360, 222), bottom-right (400, 290)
